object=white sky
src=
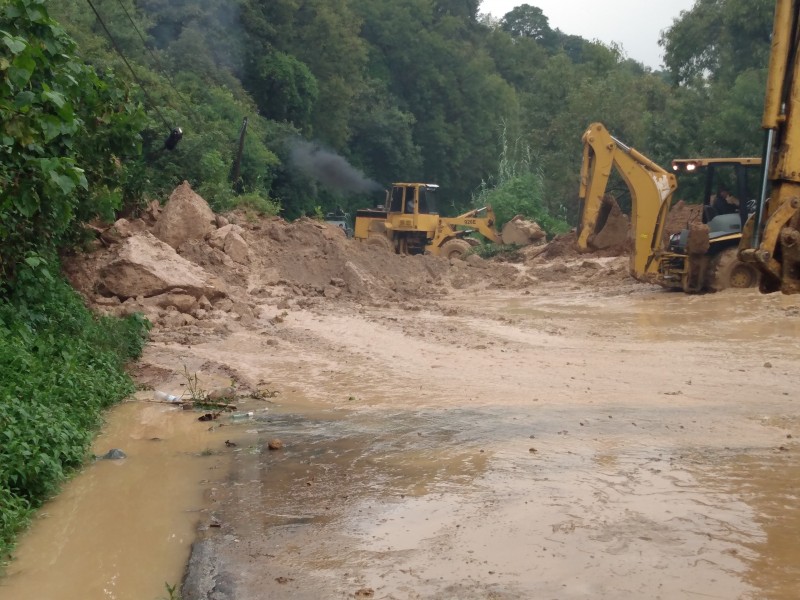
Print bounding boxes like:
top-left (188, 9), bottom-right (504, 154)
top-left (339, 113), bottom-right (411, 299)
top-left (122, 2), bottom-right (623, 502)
top-left (479, 0), bottom-right (697, 69)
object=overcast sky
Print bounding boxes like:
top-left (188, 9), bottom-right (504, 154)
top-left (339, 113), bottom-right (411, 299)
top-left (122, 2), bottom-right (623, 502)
top-left (479, 0), bottom-right (697, 69)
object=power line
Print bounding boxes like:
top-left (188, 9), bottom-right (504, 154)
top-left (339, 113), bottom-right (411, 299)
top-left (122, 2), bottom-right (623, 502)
top-left (112, 0), bottom-right (201, 125)
top-left (84, 0), bottom-right (172, 133)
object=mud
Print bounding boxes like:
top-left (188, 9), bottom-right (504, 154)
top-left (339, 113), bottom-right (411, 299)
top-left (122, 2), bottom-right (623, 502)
top-left (0, 397), bottom-right (238, 600)
top-left (6, 186), bottom-right (799, 599)
top-left (169, 286), bottom-right (799, 600)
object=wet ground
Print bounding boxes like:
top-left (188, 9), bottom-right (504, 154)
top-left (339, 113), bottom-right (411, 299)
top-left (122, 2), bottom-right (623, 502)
top-left (3, 283), bottom-right (800, 599)
top-left (0, 398), bottom-right (233, 600)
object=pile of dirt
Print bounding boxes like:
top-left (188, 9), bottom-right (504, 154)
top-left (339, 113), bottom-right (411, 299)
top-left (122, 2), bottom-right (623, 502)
top-left (588, 195), bottom-right (630, 252)
top-left (501, 216), bottom-right (546, 246)
top-left (63, 183), bottom-right (519, 332)
top-left (663, 200), bottom-right (702, 244)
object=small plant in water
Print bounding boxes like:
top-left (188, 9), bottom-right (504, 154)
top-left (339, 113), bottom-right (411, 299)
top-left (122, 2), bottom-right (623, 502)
top-left (160, 582), bottom-right (181, 600)
top-left (183, 365), bottom-right (206, 402)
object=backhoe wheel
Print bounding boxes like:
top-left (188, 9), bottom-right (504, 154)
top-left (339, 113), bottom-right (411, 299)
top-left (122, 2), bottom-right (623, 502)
top-left (440, 238), bottom-right (471, 260)
top-left (365, 235), bottom-right (393, 253)
top-left (709, 247), bottom-right (760, 291)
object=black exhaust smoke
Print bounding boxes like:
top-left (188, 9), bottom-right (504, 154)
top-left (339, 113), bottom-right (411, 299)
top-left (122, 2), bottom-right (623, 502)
top-left (289, 139), bottom-right (382, 193)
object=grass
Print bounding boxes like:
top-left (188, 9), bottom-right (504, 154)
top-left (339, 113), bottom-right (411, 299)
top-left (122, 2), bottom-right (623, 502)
top-left (0, 276), bottom-right (149, 561)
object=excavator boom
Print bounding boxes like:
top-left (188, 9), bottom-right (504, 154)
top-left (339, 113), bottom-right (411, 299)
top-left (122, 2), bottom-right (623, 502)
top-left (578, 123), bottom-right (677, 280)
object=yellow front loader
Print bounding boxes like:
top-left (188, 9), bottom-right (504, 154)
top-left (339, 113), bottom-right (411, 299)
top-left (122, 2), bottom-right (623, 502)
top-left (353, 183), bottom-right (503, 259)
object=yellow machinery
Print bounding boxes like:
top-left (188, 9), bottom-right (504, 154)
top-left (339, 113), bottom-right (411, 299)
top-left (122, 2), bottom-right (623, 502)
top-left (739, 0), bottom-right (800, 294)
top-left (353, 182), bottom-right (503, 259)
top-left (578, 123), bottom-right (762, 291)
top-left (578, 123), bottom-right (677, 281)
top-left (659, 157), bottom-right (762, 291)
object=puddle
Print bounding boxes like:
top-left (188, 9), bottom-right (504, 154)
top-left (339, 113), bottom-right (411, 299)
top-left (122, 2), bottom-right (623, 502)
top-left (187, 402), bottom-right (800, 599)
top-left (0, 397), bottom-right (236, 600)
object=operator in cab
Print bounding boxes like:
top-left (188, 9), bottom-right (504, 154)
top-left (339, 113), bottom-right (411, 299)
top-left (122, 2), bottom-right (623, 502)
top-left (711, 186), bottom-right (739, 216)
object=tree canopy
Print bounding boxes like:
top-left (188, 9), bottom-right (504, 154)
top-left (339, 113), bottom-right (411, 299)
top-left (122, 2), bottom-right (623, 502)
top-left (0, 0), bottom-right (779, 282)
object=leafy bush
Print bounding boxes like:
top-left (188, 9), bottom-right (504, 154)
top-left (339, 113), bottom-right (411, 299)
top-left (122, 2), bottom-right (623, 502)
top-left (468, 243), bottom-right (521, 259)
top-left (0, 0), bottom-right (146, 284)
top-left (0, 276), bottom-right (149, 559)
top-left (474, 127), bottom-right (570, 237)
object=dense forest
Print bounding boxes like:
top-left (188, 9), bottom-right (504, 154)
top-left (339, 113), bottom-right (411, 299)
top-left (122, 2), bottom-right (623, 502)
top-left (0, 0), bottom-right (778, 557)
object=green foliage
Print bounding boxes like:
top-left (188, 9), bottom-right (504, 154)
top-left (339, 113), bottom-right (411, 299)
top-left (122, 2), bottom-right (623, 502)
top-left (660, 0), bottom-right (773, 87)
top-left (468, 243), bottom-right (520, 259)
top-left (0, 277), bottom-right (149, 558)
top-left (228, 193), bottom-right (281, 217)
top-left (0, 0), bottom-right (145, 283)
top-left (474, 127), bottom-right (569, 236)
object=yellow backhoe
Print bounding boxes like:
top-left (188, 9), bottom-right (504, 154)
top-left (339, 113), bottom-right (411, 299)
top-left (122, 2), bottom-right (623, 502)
top-left (578, 123), bottom-right (676, 283)
top-left (353, 183), bottom-right (503, 259)
top-left (739, 0), bottom-right (800, 294)
top-left (578, 123), bottom-right (762, 292)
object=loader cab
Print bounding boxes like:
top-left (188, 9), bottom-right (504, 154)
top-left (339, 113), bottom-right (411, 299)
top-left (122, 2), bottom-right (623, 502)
top-left (670, 158), bottom-right (762, 246)
top-left (389, 183), bottom-right (439, 215)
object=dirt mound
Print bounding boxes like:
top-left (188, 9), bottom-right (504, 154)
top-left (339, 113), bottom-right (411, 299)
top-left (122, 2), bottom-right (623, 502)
top-left (63, 183), bottom-right (650, 337)
top-left (63, 184), bottom-right (510, 332)
top-left (663, 200), bottom-right (702, 244)
top-left (589, 195), bottom-right (630, 252)
top-left (501, 216), bottom-right (546, 246)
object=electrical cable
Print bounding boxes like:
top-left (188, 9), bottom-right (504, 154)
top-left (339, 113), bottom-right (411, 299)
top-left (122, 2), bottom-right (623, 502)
top-left (112, 0), bottom-right (201, 125)
top-left (84, 0), bottom-right (172, 132)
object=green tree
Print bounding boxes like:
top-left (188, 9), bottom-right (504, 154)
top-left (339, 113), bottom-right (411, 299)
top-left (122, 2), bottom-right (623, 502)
top-left (660, 0), bottom-right (774, 86)
top-left (500, 4), bottom-right (553, 43)
top-left (0, 0), bottom-right (145, 284)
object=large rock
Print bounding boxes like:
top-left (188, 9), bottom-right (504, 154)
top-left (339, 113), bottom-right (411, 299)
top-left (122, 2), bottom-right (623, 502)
top-left (152, 181), bottom-right (216, 249)
top-left (100, 233), bottom-right (227, 300)
top-left (501, 216), bottom-right (547, 246)
top-left (207, 224), bottom-right (250, 265)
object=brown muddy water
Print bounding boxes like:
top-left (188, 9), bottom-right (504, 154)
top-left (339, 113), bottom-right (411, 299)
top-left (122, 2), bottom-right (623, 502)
top-left (187, 400), bottom-right (800, 600)
top-left (0, 396), bottom-right (245, 600)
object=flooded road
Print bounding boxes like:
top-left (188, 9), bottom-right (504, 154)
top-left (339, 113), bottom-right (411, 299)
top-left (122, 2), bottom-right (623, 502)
top-left (3, 284), bottom-right (800, 599)
top-left (0, 398), bottom-right (233, 600)
top-left (179, 286), bottom-right (799, 599)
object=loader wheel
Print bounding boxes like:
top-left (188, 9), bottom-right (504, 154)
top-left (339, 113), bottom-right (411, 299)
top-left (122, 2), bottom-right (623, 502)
top-left (709, 247), bottom-right (759, 291)
top-left (440, 238), bottom-right (471, 260)
top-left (365, 235), bottom-right (393, 252)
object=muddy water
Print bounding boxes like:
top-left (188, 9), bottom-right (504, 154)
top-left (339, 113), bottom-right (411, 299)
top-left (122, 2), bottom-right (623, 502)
top-left (181, 286), bottom-right (800, 600)
top-left (191, 400), bottom-right (800, 599)
top-left (0, 397), bottom-right (235, 600)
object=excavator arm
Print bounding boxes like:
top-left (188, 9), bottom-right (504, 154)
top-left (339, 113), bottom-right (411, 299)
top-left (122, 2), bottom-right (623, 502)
top-left (739, 0), bottom-right (800, 293)
top-left (578, 123), bottom-right (677, 280)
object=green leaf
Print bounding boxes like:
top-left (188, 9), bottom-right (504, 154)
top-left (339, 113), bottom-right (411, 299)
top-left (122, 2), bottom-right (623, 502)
top-left (8, 55), bottom-right (35, 88)
top-left (2, 35), bottom-right (27, 55)
top-left (49, 171), bottom-right (76, 195)
top-left (41, 90), bottom-right (65, 108)
top-left (13, 90), bottom-right (36, 111)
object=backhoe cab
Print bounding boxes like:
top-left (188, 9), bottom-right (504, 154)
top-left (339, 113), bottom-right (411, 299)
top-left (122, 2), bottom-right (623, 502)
top-left (658, 158), bottom-right (762, 291)
top-left (353, 183), bottom-right (503, 259)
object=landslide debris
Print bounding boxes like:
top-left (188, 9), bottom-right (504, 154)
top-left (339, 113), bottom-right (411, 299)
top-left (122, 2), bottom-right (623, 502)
top-left (62, 184), bottom-right (650, 339)
top-left (62, 183), bottom-right (519, 331)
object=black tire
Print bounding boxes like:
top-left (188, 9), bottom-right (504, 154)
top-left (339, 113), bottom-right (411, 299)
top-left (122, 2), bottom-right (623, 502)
top-left (709, 247), bottom-right (759, 291)
top-left (439, 238), bottom-right (471, 260)
top-left (365, 235), bottom-right (393, 252)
